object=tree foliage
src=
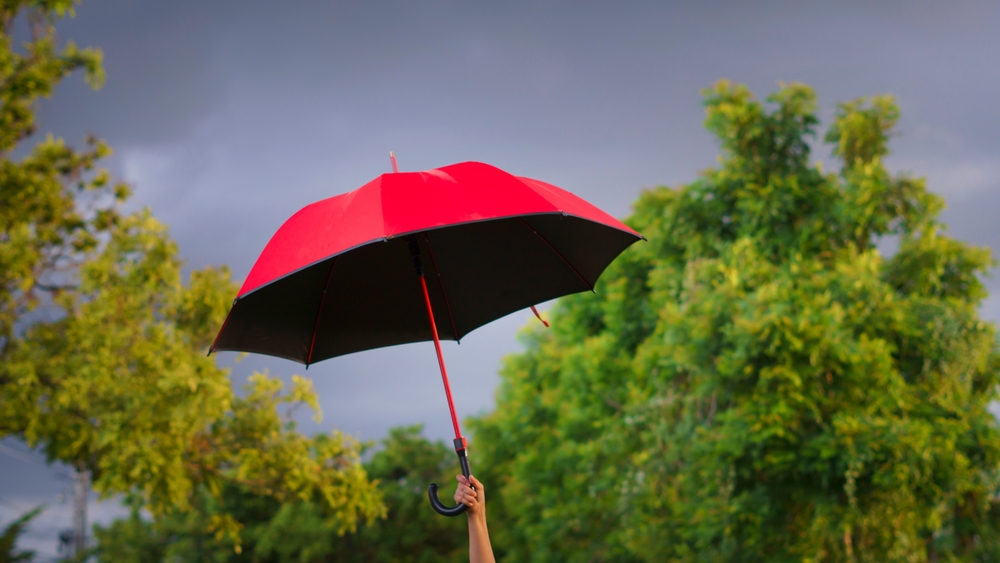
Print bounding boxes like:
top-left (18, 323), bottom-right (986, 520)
top-left (471, 81), bottom-right (1000, 562)
top-left (0, 507), bottom-right (40, 563)
top-left (93, 425), bottom-right (467, 563)
top-left (0, 0), bottom-right (382, 552)
top-left (325, 425), bottom-right (467, 563)
top-left (0, 0), bottom-right (109, 357)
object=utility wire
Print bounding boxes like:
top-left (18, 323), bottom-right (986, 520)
top-left (0, 442), bottom-right (72, 479)
top-left (0, 496), bottom-right (37, 514)
top-left (0, 442), bottom-right (46, 466)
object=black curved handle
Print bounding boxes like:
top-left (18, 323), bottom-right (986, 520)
top-left (428, 482), bottom-right (468, 516)
top-left (428, 439), bottom-right (473, 517)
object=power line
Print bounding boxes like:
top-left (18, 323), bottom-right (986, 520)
top-left (0, 495), bottom-right (32, 512)
top-left (0, 442), bottom-right (72, 479)
top-left (0, 443), bottom-right (46, 466)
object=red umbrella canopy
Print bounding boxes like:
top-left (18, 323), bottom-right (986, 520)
top-left (211, 161), bottom-right (642, 365)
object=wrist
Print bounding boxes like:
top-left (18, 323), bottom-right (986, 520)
top-left (468, 509), bottom-right (488, 528)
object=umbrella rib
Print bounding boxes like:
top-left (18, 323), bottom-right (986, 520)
top-left (207, 299), bottom-right (236, 356)
top-left (517, 218), bottom-right (593, 291)
top-left (423, 233), bottom-right (460, 341)
top-left (306, 257), bottom-right (338, 366)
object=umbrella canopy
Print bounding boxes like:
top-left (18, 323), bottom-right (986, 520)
top-left (210, 161), bottom-right (642, 366)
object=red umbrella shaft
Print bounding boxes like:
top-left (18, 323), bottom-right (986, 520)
top-left (419, 274), bottom-right (463, 441)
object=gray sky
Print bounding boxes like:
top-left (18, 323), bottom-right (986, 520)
top-left (3, 0), bottom-right (1000, 557)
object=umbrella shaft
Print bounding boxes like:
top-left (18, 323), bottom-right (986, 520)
top-left (419, 275), bottom-right (464, 441)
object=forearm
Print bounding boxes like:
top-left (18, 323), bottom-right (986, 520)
top-left (468, 513), bottom-right (495, 563)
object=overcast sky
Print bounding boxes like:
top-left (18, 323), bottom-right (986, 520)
top-left (3, 1), bottom-right (999, 558)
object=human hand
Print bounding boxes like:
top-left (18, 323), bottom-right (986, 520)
top-left (455, 474), bottom-right (494, 563)
top-left (453, 474), bottom-right (486, 518)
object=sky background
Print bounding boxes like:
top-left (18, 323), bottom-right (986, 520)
top-left (3, 1), bottom-right (1000, 559)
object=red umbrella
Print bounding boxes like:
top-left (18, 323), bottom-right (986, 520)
top-left (211, 159), bottom-right (642, 516)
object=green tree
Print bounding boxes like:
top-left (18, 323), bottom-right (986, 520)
top-left (324, 425), bottom-right (466, 563)
top-left (0, 0), bottom-right (109, 360)
top-left (0, 0), bottom-right (382, 549)
top-left (471, 81), bottom-right (1000, 562)
top-left (91, 504), bottom-right (164, 563)
top-left (0, 508), bottom-right (41, 563)
top-left (93, 425), bottom-right (467, 563)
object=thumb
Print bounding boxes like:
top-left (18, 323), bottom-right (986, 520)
top-left (469, 475), bottom-right (484, 491)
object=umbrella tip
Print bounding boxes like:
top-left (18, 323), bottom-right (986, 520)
top-left (389, 151), bottom-right (399, 173)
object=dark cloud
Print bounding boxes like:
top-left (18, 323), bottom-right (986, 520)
top-left (4, 1), bottom-right (999, 552)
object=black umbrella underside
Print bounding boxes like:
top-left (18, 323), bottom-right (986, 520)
top-left (211, 213), bottom-right (640, 365)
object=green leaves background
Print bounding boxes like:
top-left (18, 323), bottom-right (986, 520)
top-left (471, 81), bottom-right (1000, 563)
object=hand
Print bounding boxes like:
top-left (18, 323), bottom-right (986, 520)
top-left (453, 474), bottom-right (486, 517)
top-left (455, 474), bottom-right (494, 563)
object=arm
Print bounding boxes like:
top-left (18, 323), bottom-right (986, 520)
top-left (454, 474), bottom-right (495, 563)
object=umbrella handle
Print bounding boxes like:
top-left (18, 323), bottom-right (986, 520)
top-left (428, 440), bottom-right (473, 517)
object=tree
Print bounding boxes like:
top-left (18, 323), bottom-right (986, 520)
top-left (0, 508), bottom-right (41, 563)
top-left (93, 425), bottom-right (467, 563)
top-left (471, 81), bottom-right (1000, 562)
top-left (325, 425), bottom-right (467, 563)
top-left (0, 0), bottom-right (382, 551)
top-left (0, 0), bottom-right (109, 361)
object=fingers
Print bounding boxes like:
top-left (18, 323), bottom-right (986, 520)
top-left (456, 474), bottom-right (484, 493)
top-left (454, 484), bottom-right (475, 498)
top-left (452, 487), bottom-right (477, 507)
top-left (454, 474), bottom-right (478, 507)
top-left (469, 474), bottom-right (485, 494)
top-left (452, 475), bottom-right (485, 513)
